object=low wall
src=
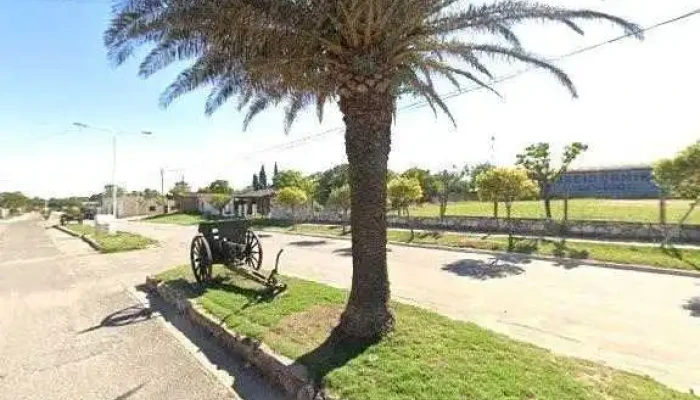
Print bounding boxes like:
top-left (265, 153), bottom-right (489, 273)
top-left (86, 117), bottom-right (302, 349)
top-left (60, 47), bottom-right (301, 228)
top-left (279, 215), bottom-right (697, 244)
top-left (380, 216), bottom-right (700, 244)
top-left (270, 204), bottom-right (700, 243)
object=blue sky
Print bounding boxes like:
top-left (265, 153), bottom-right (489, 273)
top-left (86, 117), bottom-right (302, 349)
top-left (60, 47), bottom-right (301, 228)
top-left (0, 0), bottom-right (699, 198)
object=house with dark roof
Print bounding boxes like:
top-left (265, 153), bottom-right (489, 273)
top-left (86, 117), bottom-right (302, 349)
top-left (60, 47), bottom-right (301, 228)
top-left (231, 188), bottom-right (276, 216)
top-left (175, 188), bottom-right (276, 217)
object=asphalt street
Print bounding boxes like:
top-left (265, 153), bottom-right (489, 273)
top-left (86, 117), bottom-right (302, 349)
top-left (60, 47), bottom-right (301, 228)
top-left (0, 215), bottom-right (283, 400)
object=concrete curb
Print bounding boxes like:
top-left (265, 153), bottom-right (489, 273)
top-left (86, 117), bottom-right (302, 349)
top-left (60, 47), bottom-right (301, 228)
top-left (144, 277), bottom-right (327, 400)
top-left (53, 224), bottom-right (104, 252)
top-left (261, 229), bottom-right (700, 279)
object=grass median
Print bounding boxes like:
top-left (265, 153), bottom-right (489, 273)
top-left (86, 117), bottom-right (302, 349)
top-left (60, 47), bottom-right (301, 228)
top-left (156, 264), bottom-right (695, 400)
top-left (65, 223), bottom-right (157, 253)
top-left (262, 224), bottom-right (700, 272)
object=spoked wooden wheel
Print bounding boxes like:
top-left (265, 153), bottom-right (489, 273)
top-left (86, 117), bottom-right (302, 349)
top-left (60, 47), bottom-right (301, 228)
top-left (190, 234), bottom-right (213, 283)
top-left (244, 230), bottom-right (263, 271)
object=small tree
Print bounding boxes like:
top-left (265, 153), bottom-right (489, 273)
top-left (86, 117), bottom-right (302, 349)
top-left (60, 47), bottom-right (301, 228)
top-left (208, 193), bottom-right (232, 216)
top-left (476, 168), bottom-right (537, 249)
top-left (654, 141), bottom-right (700, 246)
top-left (298, 177), bottom-right (318, 215)
top-left (259, 165), bottom-right (268, 189)
top-left (202, 179), bottom-right (234, 194)
top-left (388, 177), bottom-right (423, 240)
top-left (273, 169), bottom-right (305, 189)
top-left (516, 142), bottom-right (588, 219)
top-left (402, 168), bottom-right (439, 203)
top-left (170, 181), bottom-right (191, 196)
top-left (435, 168), bottom-right (465, 219)
top-left (273, 162), bottom-right (279, 179)
top-left (315, 164), bottom-right (349, 205)
top-left (276, 186), bottom-right (308, 227)
top-left (327, 184), bottom-right (351, 233)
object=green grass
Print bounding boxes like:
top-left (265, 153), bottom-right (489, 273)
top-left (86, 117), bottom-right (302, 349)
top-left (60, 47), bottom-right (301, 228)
top-left (402, 199), bottom-right (700, 224)
top-left (156, 265), bottom-right (696, 400)
top-left (65, 223), bottom-right (157, 253)
top-left (143, 213), bottom-right (206, 225)
top-left (265, 224), bottom-right (700, 272)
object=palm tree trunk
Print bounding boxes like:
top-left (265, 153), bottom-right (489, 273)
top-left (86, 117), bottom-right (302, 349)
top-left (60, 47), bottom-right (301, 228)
top-left (337, 91), bottom-right (394, 341)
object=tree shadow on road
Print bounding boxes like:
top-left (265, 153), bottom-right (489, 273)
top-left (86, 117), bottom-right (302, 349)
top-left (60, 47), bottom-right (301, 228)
top-left (332, 247), bottom-right (392, 257)
top-left (288, 240), bottom-right (328, 247)
top-left (442, 256), bottom-right (528, 280)
top-left (78, 305), bottom-right (153, 334)
top-left (683, 297), bottom-right (700, 317)
top-left (662, 246), bottom-right (700, 271)
top-left (112, 383), bottom-right (146, 400)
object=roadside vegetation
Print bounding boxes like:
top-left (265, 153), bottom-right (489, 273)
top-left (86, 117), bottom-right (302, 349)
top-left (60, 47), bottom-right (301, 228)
top-left (143, 213), bottom-right (205, 225)
top-left (65, 223), bottom-right (157, 253)
top-left (263, 224), bottom-right (700, 272)
top-left (156, 265), bottom-right (696, 400)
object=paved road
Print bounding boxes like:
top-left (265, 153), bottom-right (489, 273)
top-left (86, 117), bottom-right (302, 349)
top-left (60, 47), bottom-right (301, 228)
top-left (116, 220), bottom-right (700, 393)
top-left (0, 215), bottom-right (283, 400)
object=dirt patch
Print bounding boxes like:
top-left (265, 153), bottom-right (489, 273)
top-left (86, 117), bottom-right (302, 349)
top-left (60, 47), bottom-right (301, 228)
top-left (264, 304), bottom-right (343, 353)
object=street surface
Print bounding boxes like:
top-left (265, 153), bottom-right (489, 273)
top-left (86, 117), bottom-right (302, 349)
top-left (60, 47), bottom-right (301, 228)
top-left (0, 215), bottom-right (283, 400)
top-left (116, 219), bottom-right (700, 393)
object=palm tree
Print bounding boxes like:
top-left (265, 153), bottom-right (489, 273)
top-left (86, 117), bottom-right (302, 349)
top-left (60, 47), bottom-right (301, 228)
top-left (106, 0), bottom-right (641, 341)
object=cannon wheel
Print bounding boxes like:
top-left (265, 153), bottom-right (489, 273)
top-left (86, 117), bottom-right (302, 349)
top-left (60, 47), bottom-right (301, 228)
top-left (244, 230), bottom-right (263, 271)
top-left (190, 234), bottom-right (213, 283)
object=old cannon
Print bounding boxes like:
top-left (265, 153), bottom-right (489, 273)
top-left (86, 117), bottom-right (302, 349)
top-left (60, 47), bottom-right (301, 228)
top-left (190, 219), bottom-right (285, 291)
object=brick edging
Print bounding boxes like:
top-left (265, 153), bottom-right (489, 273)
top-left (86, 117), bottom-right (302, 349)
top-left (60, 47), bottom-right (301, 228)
top-left (260, 228), bottom-right (700, 279)
top-left (144, 277), bottom-right (328, 400)
top-left (53, 224), bottom-right (104, 252)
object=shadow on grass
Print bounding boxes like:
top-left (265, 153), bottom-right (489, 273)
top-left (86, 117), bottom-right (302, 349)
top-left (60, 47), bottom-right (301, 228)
top-left (416, 230), bottom-right (443, 240)
top-left (442, 257), bottom-right (527, 280)
top-left (78, 305), bottom-right (153, 334)
top-left (112, 383), bottom-right (146, 400)
top-left (164, 275), bottom-right (283, 311)
top-left (538, 239), bottom-right (590, 269)
top-left (288, 240), bottom-right (328, 247)
top-left (683, 297), bottom-right (700, 317)
top-left (662, 246), bottom-right (700, 270)
top-left (135, 285), bottom-right (287, 400)
top-left (294, 327), bottom-right (376, 384)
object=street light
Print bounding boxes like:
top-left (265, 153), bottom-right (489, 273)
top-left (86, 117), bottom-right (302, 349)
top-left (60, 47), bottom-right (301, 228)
top-left (72, 122), bottom-right (153, 218)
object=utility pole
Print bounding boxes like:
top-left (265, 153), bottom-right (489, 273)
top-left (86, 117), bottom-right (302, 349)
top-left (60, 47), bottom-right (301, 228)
top-left (489, 135), bottom-right (496, 165)
top-left (73, 122), bottom-right (153, 218)
top-left (160, 168), bottom-right (165, 196)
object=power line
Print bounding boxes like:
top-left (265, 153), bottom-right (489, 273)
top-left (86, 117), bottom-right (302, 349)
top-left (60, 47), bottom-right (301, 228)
top-left (401, 7), bottom-right (700, 110)
top-left (243, 6), bottom-right (699, 156)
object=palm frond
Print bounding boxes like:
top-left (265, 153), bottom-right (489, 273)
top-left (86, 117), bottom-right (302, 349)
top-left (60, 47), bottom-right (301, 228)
top-left (469, 44), bottom-right (577, 97)
top-left (105, 0), bottom-right (641, 130)
top-left (244, 97), bottom-right (272, 130)
top-left (139, 36), bottom-right (206, 78)
top-left (403, 69), bottom-right (456, 126)
top-left (284, 94), bottom-right (312, 134)
top-left (423, 59), bottom-right (501, 98)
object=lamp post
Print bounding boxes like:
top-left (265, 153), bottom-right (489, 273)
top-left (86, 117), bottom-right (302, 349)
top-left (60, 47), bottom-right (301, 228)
top-left (73, 122), bottom-right (152, 218)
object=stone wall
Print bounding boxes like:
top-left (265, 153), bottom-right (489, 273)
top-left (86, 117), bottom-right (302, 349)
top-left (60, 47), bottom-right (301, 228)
top-left (116, 196), bottom-right (170, 218)
top-left (272, 205), bottom-right (700, 243)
